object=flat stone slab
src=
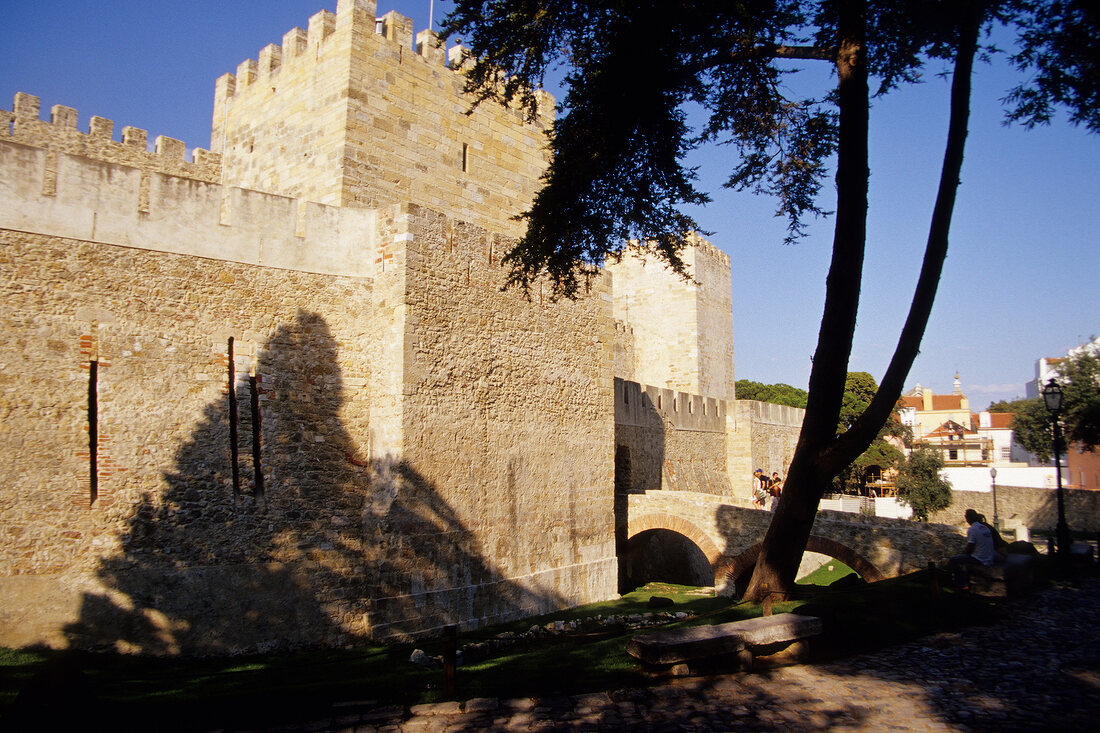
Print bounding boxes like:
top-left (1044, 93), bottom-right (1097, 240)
top-left (627, 613), bottom-right (823, 666)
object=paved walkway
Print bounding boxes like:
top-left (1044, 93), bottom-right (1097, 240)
top-left (242, 576), bottom-right (1100, 732)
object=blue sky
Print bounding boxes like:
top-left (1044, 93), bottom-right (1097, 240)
top-left (3, 1), bottom-right (1096, 407)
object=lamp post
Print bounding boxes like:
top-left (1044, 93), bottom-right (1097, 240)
top-left (990, 467), bottom-right (998, 530)
top-left (1042, 378), bottom-right (1071, 560)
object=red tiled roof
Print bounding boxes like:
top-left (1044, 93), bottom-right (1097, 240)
top-left (899, 394), bottom-right (966, 411)
top-left (930, 395), bottom-right (964, 410)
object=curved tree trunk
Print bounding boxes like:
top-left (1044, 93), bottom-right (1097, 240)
top-left (743, 0), bottom-right (984, 603)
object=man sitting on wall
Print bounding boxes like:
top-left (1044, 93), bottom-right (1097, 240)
top-left (949, 508), bottom-right (996, 589)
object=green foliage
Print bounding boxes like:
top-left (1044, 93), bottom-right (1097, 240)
top-left (987, 397), bottom-right (1032, 413)
top-left (1014, 349), bottom-right (1100, 461)
top-left (1058, 349), bottom-right (1100, 450)
top-left (1011, 397), bottom-right (1056, 462)
top-left (1006, 0), bottom-right (1100, 132)
top-left (735, 379), bottom-right (808, 408)
top-left (838, 371), bottom-right (878, 433)
top-left (835, 435), bottom-right (906, 494)
top-left (896, 446), bottom-right (953, 521)
top-left (442, 1), bottom-right (1099, 296)
top-left (833, 372), bottom-right (908, 494)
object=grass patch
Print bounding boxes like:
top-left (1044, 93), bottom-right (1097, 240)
top-left (797, 559), bottom-right (857, 586)
top-left (0, 572), bottom-right (1018, 730)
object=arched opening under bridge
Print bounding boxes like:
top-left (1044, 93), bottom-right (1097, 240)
top-left (619, 528), bottom-right (716, 593)
top-left (714, 536), bottom-right (885, 599)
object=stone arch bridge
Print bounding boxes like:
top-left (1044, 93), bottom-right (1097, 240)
top-left (624, 490), bottom-right (966, 590)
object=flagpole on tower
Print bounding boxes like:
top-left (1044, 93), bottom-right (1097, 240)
top-left (429, 0), bottom-right (434, 31)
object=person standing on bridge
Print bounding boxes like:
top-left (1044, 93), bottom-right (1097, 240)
top-left (751, 469), bottom-right (769, 508)
top-left (950, 508), bottom-right (996, 590)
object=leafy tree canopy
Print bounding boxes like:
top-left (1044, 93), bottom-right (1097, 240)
top-left (442, 0), bottom-right (1098, 298)
top-left (735, 379), bottom-right (808, 409)
top-left (833, 372), bottom-right (909, 494)
top-left (838, 371), bottom-right (878, 433)
top-left (896, 445), bottom-right (953, 521)
top-left (1013, 349), bottom-right (1100, 461)
top-left (1011, 398), bottom-right (1055, 462)
top-left (987, 397), bottom-right (1032, 413)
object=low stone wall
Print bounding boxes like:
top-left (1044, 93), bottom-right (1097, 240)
top-left (929, 485), bottom-right (1100, 533)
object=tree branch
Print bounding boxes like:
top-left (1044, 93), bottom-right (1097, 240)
top-left (698, 44), bottom-right (836, 73)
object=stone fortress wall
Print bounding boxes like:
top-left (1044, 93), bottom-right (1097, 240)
top-left (0, 130), bottom-right (617, 650)
top-left (0, 0), bottom-right (777, 654)
top-left (727, 401), bottom-right (806, 505)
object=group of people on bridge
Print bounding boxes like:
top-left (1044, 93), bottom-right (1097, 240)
top-left (751, 468), bottom-right (783, 511)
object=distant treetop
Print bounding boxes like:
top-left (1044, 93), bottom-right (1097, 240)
top-left (736, 380), bottom-right (809, 409)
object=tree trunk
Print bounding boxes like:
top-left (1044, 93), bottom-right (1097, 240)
top-left (742, 1), bottom-right (984, 602)
top-left (743, 0), bottom-right (869, 602)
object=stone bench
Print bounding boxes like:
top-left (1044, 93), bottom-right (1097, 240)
top-left (626, 613), bottom-right (823, 672)
top-left (970, 554), bottom-right (1036, 598)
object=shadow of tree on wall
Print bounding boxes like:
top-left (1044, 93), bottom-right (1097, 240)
top-left (64, 310), bottom-right (561, 655)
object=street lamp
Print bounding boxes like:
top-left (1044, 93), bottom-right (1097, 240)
top-left (990, 467), bottom-right (998, 530)
top-left (1041, 378), bottom-right (1071, 559)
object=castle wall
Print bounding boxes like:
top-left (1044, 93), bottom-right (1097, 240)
top-left (727, 400), bottom-right (805, 503)
top-left (0, 0), bottom-right (749, 655)
top-left (211, 5), bottom-right (357, 208)
top-left (0, 136), bottom-right (376, 278)
top-left (692, 238), bottom-right (736, 403)
top-left (608, 237), bottom-right (734, 402)
top-left (612, 321), bottom-right (637, 384)
top-left (0, 227), bottom-right (377, 654)
top-left (213, 0), bottom-right (552, 240)
top-left (375, 205), bottom-right (618, 638)
top-left (614, 379), bottom-right (732, 499)
top-left (2, 93), bottom-right (222, 183)
top-left (0, 138), bottom-right (618, 651)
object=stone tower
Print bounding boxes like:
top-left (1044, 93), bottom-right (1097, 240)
top-left (212, 0), bottom-right (553, 239)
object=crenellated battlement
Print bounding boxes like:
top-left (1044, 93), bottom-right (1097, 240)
top-left (210, 1), bottom-right (554, 239)
top-left (0, 138), bottom-right (370, 279)
top-left (213, 1), bottom-right (552, 118)
top-left (615, 378), bottom-right (727, 434)
top-left (684, 230), bottom-right (731, 268)
top-left (1, 93), bottom-right (221, 184)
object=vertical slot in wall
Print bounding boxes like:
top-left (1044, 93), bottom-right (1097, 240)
top-left (227, 338), bottom-right (241, 496)
top-left (249, 374), bottom-right (264, 498)
top-left (88, 359), bottom-right (98, 505)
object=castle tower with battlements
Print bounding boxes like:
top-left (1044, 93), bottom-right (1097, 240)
top-left (212, 0), bottom-right (552, 239)
top-left (0, 2), bottom-right (746, 654)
